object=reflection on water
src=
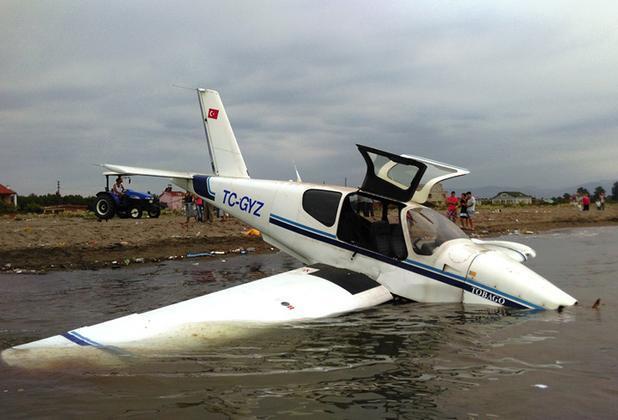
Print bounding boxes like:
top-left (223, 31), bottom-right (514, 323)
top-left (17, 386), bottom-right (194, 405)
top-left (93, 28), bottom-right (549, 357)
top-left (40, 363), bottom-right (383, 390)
top-left (1, 227), bottom-right (618, 418)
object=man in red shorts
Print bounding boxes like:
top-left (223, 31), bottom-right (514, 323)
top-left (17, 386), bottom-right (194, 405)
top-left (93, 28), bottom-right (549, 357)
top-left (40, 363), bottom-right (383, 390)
top-left (445, 191), bottom-right (459, 222)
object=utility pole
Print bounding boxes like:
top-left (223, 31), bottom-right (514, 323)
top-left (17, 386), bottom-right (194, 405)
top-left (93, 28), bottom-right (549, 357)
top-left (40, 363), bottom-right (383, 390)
top-left (56, 180), bottom-right (61, 197)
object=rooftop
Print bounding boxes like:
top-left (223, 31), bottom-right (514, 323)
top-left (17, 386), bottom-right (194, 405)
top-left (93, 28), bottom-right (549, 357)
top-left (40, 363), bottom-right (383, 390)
top-left (0, 184), bottom-right (16, 195)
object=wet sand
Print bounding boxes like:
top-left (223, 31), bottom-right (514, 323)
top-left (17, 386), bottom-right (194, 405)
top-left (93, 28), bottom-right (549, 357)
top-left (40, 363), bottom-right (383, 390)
top-left (0, 214), bottom-right (271, 272)
top-left (1, 203), bottom-right (616, 272)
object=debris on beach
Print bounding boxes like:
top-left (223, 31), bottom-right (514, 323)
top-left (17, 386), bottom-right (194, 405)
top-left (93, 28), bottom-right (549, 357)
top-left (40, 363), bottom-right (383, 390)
top-left (186, 252), bottom-right (213, 258)
top-left (242, 228), bottom-right (261, 237)
top-left (592, 298), bottom-right (601, 309)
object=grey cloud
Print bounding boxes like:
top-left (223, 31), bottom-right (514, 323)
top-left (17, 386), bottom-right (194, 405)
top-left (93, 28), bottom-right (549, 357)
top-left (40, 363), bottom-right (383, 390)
top-left (1, 1), bottom-right (617, 195)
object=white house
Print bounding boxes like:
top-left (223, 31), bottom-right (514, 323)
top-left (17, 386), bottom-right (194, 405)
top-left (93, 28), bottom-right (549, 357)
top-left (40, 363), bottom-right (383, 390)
top-left (490, 191), bottom-right (533, 205)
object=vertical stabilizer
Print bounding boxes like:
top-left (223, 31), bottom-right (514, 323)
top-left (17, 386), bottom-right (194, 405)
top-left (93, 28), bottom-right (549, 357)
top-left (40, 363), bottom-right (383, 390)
top-left (197, 89), bottom-right (250, 178)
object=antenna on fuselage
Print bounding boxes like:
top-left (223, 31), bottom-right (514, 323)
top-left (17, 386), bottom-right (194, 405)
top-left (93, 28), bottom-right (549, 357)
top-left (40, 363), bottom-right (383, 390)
top-left (294, 162), bottom-right (302, 183)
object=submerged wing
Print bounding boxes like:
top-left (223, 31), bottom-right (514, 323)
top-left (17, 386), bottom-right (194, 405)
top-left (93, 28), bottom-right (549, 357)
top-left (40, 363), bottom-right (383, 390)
top-left (1, 265), bottom-right (392, 368)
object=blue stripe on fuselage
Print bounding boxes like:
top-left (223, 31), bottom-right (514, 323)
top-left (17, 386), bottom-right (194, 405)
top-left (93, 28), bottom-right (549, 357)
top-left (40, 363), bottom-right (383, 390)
top-left (268, 214), bottom-right (542, 310)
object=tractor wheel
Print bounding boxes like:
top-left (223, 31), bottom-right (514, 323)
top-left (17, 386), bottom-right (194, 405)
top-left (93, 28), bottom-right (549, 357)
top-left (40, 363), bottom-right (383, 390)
top-left (95, 195), bottom-right (115, 219)
top-left (129, 207), bottom-right (143, 219)
top-left (148, 206), bottom-right (161, 218)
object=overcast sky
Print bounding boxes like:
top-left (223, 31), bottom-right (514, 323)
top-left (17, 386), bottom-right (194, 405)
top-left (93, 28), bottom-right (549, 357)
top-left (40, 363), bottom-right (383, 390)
top-left (1, 1), bottom-right (617, 195)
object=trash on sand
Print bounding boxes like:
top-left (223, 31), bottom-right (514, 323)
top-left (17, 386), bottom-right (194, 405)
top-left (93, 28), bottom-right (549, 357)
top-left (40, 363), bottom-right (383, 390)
top-left (246, 247), bottom-right (256, 252)
top-left (242, 228), bottom-right (261, 238)
top-left (533, 384), bottom-right (548, 389)
top-left (221, 259), bottom-right (226, 263)
top-left (211, 251), bottom-right (226, 255)
top-left (133, 257), bottom-right (145, 263)
top-left (123, 258), bottom-right (131, 266)
top-left (186, 252), bottom-right (213, 258)
top-left (524, 230), bottom-right (535, 234)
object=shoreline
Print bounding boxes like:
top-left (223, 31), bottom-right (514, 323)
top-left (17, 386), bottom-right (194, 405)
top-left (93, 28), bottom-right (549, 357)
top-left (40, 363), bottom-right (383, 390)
top-left (1, 204), bottom-right (616, 273)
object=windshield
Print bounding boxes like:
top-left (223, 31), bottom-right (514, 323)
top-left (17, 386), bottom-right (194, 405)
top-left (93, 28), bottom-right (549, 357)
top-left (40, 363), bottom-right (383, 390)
top-left (405, 207), bottom-right (467, 256)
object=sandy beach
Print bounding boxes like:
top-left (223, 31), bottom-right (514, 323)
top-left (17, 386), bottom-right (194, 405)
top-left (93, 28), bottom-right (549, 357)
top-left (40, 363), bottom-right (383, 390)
top-left (1, 203), bottom-right (616, 272)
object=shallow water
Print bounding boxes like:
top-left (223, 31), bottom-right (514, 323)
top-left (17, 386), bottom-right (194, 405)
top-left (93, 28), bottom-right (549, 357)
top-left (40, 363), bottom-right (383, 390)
top-left (1, 227), bottom-right (617, 418)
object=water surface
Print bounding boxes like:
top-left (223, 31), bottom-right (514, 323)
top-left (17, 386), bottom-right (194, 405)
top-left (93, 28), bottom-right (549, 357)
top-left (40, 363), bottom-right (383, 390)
top-left (1, 227), bottom-right (617, 418)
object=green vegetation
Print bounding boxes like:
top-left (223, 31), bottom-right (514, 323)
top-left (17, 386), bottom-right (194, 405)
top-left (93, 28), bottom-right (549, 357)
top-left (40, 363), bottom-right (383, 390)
top-left (0, 194), bottom-right (95, 214)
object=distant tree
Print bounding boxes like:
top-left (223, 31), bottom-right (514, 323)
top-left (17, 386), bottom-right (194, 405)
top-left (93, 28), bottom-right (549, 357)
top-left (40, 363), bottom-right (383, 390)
top-left (576, 187), bottom-right (589, 196)
top-left (612, 182), bottom-right (618, 200)
top-left (593, 186), bottom-right (606, 201)
top-left (12, 193), bottom-right (96, 213)
top-left (562, 193), bottom-right (571, 202)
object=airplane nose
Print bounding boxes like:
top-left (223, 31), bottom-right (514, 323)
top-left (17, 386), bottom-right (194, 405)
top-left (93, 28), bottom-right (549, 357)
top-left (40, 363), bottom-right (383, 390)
top-left (467, 251), bottom-right (577, 310)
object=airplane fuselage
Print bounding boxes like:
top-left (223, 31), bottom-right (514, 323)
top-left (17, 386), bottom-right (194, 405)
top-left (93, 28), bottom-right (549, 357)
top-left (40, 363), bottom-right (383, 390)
top-left (181, 175), bottom-right (576, 311)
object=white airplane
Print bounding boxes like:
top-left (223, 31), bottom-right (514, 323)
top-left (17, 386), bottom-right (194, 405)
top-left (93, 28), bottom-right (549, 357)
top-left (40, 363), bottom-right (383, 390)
top-left (2, 89), bottom-right (577, 368)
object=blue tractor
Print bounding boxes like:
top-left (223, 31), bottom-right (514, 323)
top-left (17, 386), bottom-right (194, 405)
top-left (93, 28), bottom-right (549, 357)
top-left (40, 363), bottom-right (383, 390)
top-left (94, 175), bottom-right (161, 220)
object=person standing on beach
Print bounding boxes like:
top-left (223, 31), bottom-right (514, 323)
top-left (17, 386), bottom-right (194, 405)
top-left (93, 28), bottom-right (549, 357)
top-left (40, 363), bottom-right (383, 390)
top-left (195, 196), bottom-right (204, 222)
top-left (459, 192), bottom-right (469, 229)
top-left (466, 191), bottom-right (476, 231)
top-left (183, 191), bottom-right (195, 226)
top-left (582, 193), bottom-right (590, 211)
top-left (599, 191), bottom-right (606, 210)
top-left (445, 191), bottom-right (459, 223)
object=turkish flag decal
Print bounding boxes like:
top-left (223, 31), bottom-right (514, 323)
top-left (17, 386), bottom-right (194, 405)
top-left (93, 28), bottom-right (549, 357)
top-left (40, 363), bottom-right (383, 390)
top-left (208, 108), bottom-right (219, 119)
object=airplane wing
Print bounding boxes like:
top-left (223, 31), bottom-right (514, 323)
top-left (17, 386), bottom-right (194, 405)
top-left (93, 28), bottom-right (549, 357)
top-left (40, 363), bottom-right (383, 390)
top-left (1, 264), bottom-right (392, 368)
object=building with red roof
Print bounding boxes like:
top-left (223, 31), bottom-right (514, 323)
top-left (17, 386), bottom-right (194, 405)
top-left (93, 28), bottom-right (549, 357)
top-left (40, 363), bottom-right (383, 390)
top-left (0, 184), bottom-right (18, 207)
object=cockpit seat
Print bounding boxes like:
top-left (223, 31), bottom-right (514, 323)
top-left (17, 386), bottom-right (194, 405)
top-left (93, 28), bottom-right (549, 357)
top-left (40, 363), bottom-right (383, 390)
top-left (370, 221), bottom-right (392, 257)
top-left (390, 225), bottom-right (407, 260)
top-left (413, 238), bottom-right (435, 256)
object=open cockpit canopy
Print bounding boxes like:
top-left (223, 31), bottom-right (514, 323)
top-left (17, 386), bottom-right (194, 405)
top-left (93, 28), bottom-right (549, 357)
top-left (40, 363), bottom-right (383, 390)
top-left (357, 145), bottom-right (469, 204)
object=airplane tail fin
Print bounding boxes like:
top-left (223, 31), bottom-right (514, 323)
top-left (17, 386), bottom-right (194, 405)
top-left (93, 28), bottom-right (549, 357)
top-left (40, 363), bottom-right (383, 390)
top-left (197, 89), bottom-right (250, 178)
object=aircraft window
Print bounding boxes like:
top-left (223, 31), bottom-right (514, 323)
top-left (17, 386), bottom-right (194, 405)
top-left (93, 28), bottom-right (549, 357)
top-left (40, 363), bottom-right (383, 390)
top-left (367, 151), bottom-right (422, 191)
top-left (406, 207), bottom-right (467, 256)
top-left (302, 189), bottom-right (342, 227)
top-left (337, 193), bottom-right (407, 260)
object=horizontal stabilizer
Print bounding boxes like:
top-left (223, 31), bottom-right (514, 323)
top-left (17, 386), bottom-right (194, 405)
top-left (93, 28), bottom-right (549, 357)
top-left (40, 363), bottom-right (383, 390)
top-left (99, 163), bottom-right (197, 179)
